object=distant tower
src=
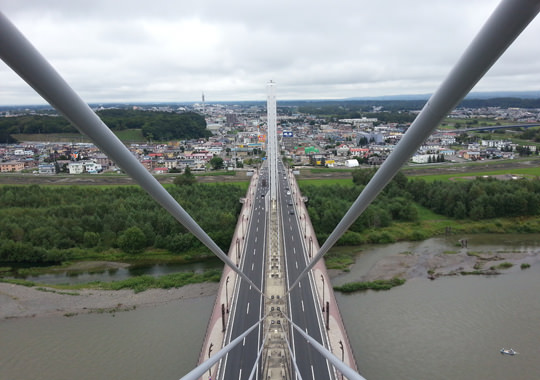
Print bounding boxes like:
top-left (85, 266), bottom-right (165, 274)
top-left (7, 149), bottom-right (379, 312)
top-left (202, 92), bottom-right (205, 114)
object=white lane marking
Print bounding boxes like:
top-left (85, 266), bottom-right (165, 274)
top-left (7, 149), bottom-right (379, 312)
top-left (255, 236), bottom-right (258, 243)
top-left (291, 235), bottom-right (294, 242)
top-left (299, 282), bottom-right (302, 288)
top-left (311, 365), bottom-right (315, 380)
top-left (256, 226), bottom-right (258, 232)
top-left (247, 302), bottom-right (250, 314)
top-left (290, 225), bottom-right (293, 231)
top-left (253, 249), bottom-right (256, 255)
top-left (301, 300), bottom-right (305, 312)
top-left (243, 337), bottom-right (246, 346)
top-left (251, 263), bottom-right (254, 271)
top-left (295, 261), bottom-right (298, 269)
top-left (239, 369), bottom-right (242, 379)
top-left (293, 247), bottom-right (296, 254)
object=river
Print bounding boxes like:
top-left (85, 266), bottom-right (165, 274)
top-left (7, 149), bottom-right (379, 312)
top-left (1, 235), bottom-right (540, 380)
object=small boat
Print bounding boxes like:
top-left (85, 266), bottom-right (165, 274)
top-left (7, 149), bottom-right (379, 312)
top-left (500, 348), bottom-right (518, 355)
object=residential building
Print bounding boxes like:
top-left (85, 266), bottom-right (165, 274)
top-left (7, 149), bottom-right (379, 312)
top-left (0, 161), bottom-right (24, 172)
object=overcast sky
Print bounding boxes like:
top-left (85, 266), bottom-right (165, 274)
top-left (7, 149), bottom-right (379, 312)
top-left (1, 0), bottom-right (539, 105)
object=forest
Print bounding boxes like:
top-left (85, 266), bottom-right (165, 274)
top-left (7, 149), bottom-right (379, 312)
top-left (1, 169), bottom-right (540, 265)
top-left (293, 97), bottom-right (540, 122)
top-left (0, 109), bottom-right (210, 143)
top-left (0, 183), bottom-right (244, 264)
top-left (302, 169), bottom-right (540, 245)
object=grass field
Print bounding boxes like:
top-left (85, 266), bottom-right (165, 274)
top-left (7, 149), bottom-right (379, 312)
top-left (297, 178), bottom-right (353, 187)
top-left (410, 166), bottom-right (540, 182)
top-left (309, 168), bottom-right (355, 174)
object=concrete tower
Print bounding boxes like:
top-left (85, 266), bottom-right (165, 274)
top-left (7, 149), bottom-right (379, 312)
top-left (266, 81), bottom-right (278, 208)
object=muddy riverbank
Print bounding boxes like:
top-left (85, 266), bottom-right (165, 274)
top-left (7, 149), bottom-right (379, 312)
top-left (0, 281), bottom-right (219, 320)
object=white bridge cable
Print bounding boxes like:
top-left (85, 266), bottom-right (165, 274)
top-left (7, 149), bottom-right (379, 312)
top-left (280, 324), bottom-right (304, 380)
top-left (281, 312), bottom-right (367, 380)
top-left (287, 0), bottom-right (540, 295)
top-left (247, 332), bottom-right (268, 380)
top-left (179, 314), bottom-right (267, 380)
top-left (0, 11), bottom-right (263, 296)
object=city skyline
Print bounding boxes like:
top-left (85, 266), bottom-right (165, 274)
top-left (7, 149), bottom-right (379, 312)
top-left (1, 0), bottom-right (540, 105)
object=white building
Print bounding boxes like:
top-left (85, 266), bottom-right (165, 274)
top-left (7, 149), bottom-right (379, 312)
top-left (67, 160), bottom-right (102, 174)
top-left (68, 162), bottom-right (84, 174)
top-left (345, 159), bottom-right (359, 167)
top-left (411, 154), bottom-right (438, 163)
top-left (83, 161), bottom-right (102, 173)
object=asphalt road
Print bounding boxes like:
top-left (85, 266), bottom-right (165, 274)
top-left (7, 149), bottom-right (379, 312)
top-left (221, 166), bottom-right (268, 380)
top-left (278, 162), bottom-right (332, 380)
top-left (220, 162), bottom-right (332, 380)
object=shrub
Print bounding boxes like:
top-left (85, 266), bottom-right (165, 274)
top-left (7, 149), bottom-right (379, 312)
top-left (334, 278), bottom-right (405, 293)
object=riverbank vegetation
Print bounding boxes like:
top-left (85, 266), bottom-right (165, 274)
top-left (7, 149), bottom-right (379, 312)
top-left (333, 277), bottom-right (406, 293)
top-left (1, 268), bottom-right (221, 294)
top-left (99, 269), bottom-right (222, 293)
top-left (3, 164), bottom-right (540, 289)
top-left (300, 168), bottom-right (540, 247)
top-left (0, 183), bottom-right (245, 265)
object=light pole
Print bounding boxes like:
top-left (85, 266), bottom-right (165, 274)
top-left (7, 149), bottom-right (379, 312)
top-left (339, 340), bottom-right (344, 380)
top-left (225, 276), bottom-right (229, 313)
top-left (321, 274), bottom-right (325, 312)
top-left (208, 343), bottom-right (213, 378)
top-left (236, 238), bottom-right (240, 266)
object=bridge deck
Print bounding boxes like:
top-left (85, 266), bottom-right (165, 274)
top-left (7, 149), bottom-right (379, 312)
top-left (198, 165), bottom-right (357, 379)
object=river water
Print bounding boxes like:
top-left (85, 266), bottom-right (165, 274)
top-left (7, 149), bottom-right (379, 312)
top-left (11, 259), bottom-right (224, 285)
top-left (2, 235), bottom-right (540, 380)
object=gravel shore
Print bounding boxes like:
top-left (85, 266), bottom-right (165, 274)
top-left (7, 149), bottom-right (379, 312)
top-left (0, 282), bottom-right (219, 320)
top-left (358, 247), bottom-right (540, 281)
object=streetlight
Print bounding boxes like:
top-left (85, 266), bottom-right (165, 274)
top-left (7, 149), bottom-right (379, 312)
top-left (236, 238), bottom-right (240, 266)
top-left (339, 340), bottom-right (344, 380)
top-left (321, 274), bottom-right (325, 312)
top-left (225, 276), bottom-right (229, 313)
top-left (208, 343), bottom-right (214, 378)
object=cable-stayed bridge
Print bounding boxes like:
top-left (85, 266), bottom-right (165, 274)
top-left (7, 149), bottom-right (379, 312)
top-left (1, 1), bottom-right (539, 378)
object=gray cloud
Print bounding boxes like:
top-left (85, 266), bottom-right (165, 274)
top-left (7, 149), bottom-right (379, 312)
top-left (1, 0), bottom-right (539, 105)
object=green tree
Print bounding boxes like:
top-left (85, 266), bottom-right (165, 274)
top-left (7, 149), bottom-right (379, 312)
top-left (209, 156), bottom-right (224, 170)
top-left (118, 226), bottom-right (147, 254)
top-left (174, 166), bottom-right (196, 186)
top-left (352, 167), bottom-right (379, 186)
top-left (83, 231), bottom-right (100, 248)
